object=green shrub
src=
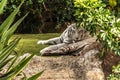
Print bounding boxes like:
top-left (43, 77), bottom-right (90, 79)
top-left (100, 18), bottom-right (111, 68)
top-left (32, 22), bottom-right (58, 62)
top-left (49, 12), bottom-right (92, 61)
top-left (74, 0), bottom-right (120, 55)
top-left (108, 63), bottom-right (120, 80)
top-left (74, 0), bottom-right (120, 79)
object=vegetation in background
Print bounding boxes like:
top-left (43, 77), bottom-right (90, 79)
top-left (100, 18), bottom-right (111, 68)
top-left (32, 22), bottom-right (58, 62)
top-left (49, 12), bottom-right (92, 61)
top-left (0, 0), bottom-right (120, 33)
top-left (0, 0), bottom-right (43, 79)
top-left (0, 0), bottom-right (75, 33)
top-left (103, 0), bottom-right (120, 17)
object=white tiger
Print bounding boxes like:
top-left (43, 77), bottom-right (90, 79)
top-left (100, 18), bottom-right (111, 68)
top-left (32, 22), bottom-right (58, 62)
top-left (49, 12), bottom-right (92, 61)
top-left (37, 23), bottom-right (91, 55)
top-left (37, 23), bottom-right (79, 45)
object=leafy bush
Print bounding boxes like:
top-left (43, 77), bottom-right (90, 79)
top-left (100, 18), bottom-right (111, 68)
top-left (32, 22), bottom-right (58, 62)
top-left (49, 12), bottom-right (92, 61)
top-left (1, 0), bottom-right (75, 33)
top-left (102, 0), bottom-right (120, 17)
top-left (108, 63), bottom-right (120, 80)
top-left (74, 0), bottom-right (120, 79)
top-left (0, 0), bottom-right (43, 79)
top-left (74, 0), bottom-right (120, 55)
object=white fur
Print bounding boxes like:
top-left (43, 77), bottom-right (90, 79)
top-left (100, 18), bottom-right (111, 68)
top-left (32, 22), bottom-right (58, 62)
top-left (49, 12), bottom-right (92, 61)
top-left (37, 23), bottom-right (79, 45)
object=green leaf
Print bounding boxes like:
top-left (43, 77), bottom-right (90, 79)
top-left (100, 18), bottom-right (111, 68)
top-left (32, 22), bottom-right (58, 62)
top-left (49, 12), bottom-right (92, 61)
top-left (0, 0), bottom-right (7, 14)
top-left (99, 48), bottom-right (105, 58)
top-left (0, 42), bottom-right (4, 51)
top-left (28, 70), bottom-right (44, 80)
top-left (0, 38), bottom-right (20, 64)
top-left (0, 0), bottom-right (24, 37)
top-left (0, 57), bottom-right (13, 69)
top-left (6, 56), bottom-right (17, 72)
top-left (1, 13), bottom-right (29, 45)
top-left (21, 72), bottom-right (28, 80)
top-left (0, 53), bottom-right (34, 79)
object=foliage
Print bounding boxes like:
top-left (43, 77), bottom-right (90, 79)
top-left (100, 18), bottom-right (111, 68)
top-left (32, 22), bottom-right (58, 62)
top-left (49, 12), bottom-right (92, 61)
top-left (108, 63), bottom-right (120, 80)
top-left (1, 0), bottom-right (75, 33)
top-left (102, 0), bottom-right (120, 17)
top-left (27, 70), bottom-right (44, 80)
top-left (74, 0), bottom-right (120, 55)
top-left (1, 0), bottom-right (120, 33)
top-left (109, 0), bottom-right (117, 8)
top-left (0, 0), bottom-right (7, 14)
top-left (0, 0), bottom-right (43, 79)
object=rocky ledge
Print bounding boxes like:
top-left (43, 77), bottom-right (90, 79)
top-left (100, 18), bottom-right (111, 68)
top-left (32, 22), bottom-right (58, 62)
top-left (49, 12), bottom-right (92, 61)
top-left (16, 37), bottom-right (105, 80)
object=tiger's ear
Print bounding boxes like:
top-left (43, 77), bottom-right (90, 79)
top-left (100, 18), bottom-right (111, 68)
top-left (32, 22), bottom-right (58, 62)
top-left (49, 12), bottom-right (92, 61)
top-left (67, 23), bottom-right (71, 27)
top-left (71, 23), bottom-right (77, 30)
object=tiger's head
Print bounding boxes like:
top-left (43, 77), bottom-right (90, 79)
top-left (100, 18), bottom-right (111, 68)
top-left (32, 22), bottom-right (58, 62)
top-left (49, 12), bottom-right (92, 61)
top-left (61, 23), bottom-right (79, 43)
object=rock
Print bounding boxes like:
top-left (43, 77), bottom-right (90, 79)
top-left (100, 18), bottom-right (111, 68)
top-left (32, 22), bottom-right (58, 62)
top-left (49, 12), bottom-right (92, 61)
top-left (14, 40), bottom-right (105, 80)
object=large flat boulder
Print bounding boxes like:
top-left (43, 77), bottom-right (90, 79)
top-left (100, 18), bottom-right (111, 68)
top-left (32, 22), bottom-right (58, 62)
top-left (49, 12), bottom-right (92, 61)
top-left (16, 38), bottom-right (105, 80)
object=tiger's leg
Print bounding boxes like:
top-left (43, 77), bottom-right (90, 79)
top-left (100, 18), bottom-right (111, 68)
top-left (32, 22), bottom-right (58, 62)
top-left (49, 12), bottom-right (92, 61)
top-left (40, 43), bottom-right (67, 55)
top-left (37, 37), bottom-right (62, 45)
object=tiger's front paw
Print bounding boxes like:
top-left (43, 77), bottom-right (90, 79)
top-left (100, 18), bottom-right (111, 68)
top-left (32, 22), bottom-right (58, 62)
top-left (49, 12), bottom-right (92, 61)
top-left (37, 40), bottom-right (46, 44)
